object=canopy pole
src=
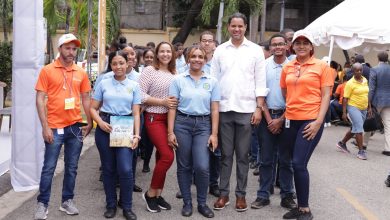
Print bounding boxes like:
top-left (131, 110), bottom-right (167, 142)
top-left (327, 35), bottom-right (335, 65)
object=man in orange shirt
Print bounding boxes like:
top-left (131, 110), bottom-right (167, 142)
top-left (34, 33), bottom-right (92, 220)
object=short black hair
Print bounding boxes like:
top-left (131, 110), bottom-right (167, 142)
top-left (378, 51), bottom-right (389, 62)
top-left (228, 12), bottom-right (247, 25)
top-left (268, 34), bottom-right (287, 45)
top-left (355, 54), bottom-right (365, 63)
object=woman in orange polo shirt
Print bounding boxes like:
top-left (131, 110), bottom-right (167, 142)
top-left (279, 30), bottom-right (334, 220)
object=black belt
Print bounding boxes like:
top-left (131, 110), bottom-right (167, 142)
top-left (268, 109), bottom-right (285, 115)
top-left (177, 111), bottom-right (210, 118)
top-left (99, 111), bottom-right (132, 117)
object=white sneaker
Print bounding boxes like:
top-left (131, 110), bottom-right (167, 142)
top-left (59, 199), bottom-right (79, 215)
top-left (34, 202), bottom-right (48, 220)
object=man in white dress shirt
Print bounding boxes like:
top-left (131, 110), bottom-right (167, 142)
top-left (211, 12), bottom-right (268, 212)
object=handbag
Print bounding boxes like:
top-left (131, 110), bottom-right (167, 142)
top-left (363, 107), bottom-right (384, 132)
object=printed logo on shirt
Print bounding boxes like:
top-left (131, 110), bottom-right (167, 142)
top-left (203, 83), bottom-right (210, 90)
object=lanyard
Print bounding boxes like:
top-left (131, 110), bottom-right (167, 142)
top-left (62, 69), bottom-right (74, 97)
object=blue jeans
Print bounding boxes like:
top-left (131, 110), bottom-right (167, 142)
top-left (256, 114), bottom-right (294, 200)
top-left (330, 100), bottom-right (342, 120)
top-left (37, 123), bottom-right (83, 205)
top-left (175, 114), bottom-right (211, 205)
top-left (279, 120), bottom-right (324, 207)
top-left (95, 114), bottom-right (134, 210)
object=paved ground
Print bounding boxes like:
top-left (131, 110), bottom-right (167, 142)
top-left (0, 125), bottom-right (390, 220)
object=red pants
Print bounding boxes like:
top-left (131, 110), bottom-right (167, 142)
top-left (144, 112), bottom-right (174, 189)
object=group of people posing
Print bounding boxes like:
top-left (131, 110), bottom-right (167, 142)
top-left (33, 11), bottom-right (390, 220)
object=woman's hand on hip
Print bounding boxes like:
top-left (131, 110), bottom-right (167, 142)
top-left (302, 120), bottom-right (322, 140)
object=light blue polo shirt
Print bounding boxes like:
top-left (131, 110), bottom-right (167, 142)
top-left (93, 77), bottom-right (142, 115)
top-left (169, 71), bottom-right (220, 115)
top-left (265, 56), bottom-right (288, 109)
top-left (94, 69), bottom-right (140, 88)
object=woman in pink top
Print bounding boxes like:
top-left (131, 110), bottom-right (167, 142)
top-left (139, 42), bottom-right (178, 213)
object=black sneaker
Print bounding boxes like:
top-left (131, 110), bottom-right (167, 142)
top-left (209, 185), bottom-right (221, 197)
top-left (336, 141), bottom-right (350, 153)
top-left (385, 175), bottom-right (390, 187)
top-left (142, 192), bottom-right (161, 213)
top-left (250, 198), bottom-right (270, 209)
top-left (156, 196), bottom-right (171, 210)
top-left (280, 197), bottom-right (297, 210)
top-left (253, 167), bottom-right (260, 176)
top-left (142, 164), bottom-right (150, 173)
top-left (283, 208), bottom-right (313, 220)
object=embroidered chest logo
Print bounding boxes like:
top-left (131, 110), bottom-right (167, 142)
top-left (203, 83), bottom-right (210, 90)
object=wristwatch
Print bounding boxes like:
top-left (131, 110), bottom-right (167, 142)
top-left (256, 105), bottom-right (264, 111)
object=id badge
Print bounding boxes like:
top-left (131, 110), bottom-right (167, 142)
top-left (57, 128), bottom-right (64, 135)
top-left (64, 97), bottom-right (75, 110)
top-left (285, 119), bottom-right (290, 128)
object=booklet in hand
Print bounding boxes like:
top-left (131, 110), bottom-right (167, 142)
top-left (110, 115), bottom-right (134, 148)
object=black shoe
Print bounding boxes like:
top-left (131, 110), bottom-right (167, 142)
top-left (104, 208), bottom-right (117, 218)
top-left (382, 151), bottom-right (390, 156)
top-left (198, 205), bottom-right (214, 218)
top-left (209, 185), bottom-right (221, 197)
top-left (142, 191), bottom-right (161, 213)
top-left (181, 203), bottom-right (193, 217)
top-left (118, 200), bottom-right (122, 209)
top-left (385, 175), bottom-right (390, 187)
top-left (99, 173), bottom-right (103, 182)
top-left (253, 167), bottom-right (260, 176)
top-left (156, 196), bottom-right (171, 210)
top-left (176, 191), bottom-right (183, 199)
top-left (123, 209), bottom-right (137, 220)
top-left (133, 185), bottom-right (142, 192)
top-left (280, 196), bottom-right (297, 210)
top-left (249, 161), bottom-right (258, 169)
top-left (142, 164), bottom-right (150, 173)
top-left (283, 208), bottom-right (313, 220)
top-left (250, 198), bottom-right (270, 209)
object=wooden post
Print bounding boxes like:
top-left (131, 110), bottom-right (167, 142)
top-left (98, 0), bottom-right (106, 73)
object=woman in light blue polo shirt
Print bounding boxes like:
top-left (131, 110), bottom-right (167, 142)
top-left (90, 51), bottom-right (141, 220)
top-left (167, 46), bottom-right (220, 218)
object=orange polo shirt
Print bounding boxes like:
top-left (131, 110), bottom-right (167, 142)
top-left (280, 57), bottom-right (334, 120)
top-left (35, 59), bottom-right (91, 128)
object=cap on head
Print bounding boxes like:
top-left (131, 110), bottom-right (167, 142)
top-left (292, 30), bottom-right (314, 44)
top-left (58, 33), bottom-right (81, 47)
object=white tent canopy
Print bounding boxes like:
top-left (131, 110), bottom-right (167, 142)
top-left (305, 0), bottom-right (390, 56)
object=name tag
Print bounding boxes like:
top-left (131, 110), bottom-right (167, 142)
top-left (64, 97), bottom-right (75, 110)
top-left (57, 128), bottom-right (64, 135)
top-left (285, 119), bottom-right (290, 128)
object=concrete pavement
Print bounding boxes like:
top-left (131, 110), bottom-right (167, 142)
top-left (1, 125), bottom-right (390, 220)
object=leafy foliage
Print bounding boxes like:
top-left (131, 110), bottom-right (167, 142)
top-left (0, 41), bottom-right (12, 96)
top-left (201, 0), bottom-right (263, 40)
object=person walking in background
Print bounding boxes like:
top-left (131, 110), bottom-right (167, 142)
top-left (90, 51), bottom-right (141, 220)
top-left (139, 42), bottom-right (177, 213)
top-left (34, 34), bottom-right (92, 220)
top-left (337, 63), bottom-right (370, 160)
top-left (368, 51), bottom-right (390, 156)
top-left (167, 46), bottom-right (220, 218)
top-left (251, 34), bottom-right (296, 211)
top-left (211, 12), bottom-right (268, 212)
top-left (279, 30), bottom-right (333, 220)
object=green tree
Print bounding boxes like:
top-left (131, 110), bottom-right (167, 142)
top-left (0, 0), bottom-right (13, 42)
top-left (201, 0), bottom-right (263, 41)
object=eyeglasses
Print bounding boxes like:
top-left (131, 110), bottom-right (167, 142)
top-left (293, 41), bottom-right (311, 47)
top-left (201, 40), bottom-right (214, 44)
top-left (295, 65), bottom-right (301, 77)
top-left (270, 42), bottom-right (287, 47)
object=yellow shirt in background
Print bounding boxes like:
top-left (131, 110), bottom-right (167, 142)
top-left (343, 77), bottom-right (369, 110)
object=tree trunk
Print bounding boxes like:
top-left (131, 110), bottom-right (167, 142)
top-left (172, 0), bottom-right (203, 44)
top-left (2, 0), bottom-right (8, 42)
top-left (73, 0), bottom-right (83, 35)
top-left (249, 13), bottom-right (259, 43)
top-left (65, 3), bottom-right (71, 34)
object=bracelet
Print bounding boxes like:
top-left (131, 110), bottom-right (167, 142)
top-left (168, 133), bottom-right (174, 136)
top-left (133, 135), bottom-right (141, 140)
